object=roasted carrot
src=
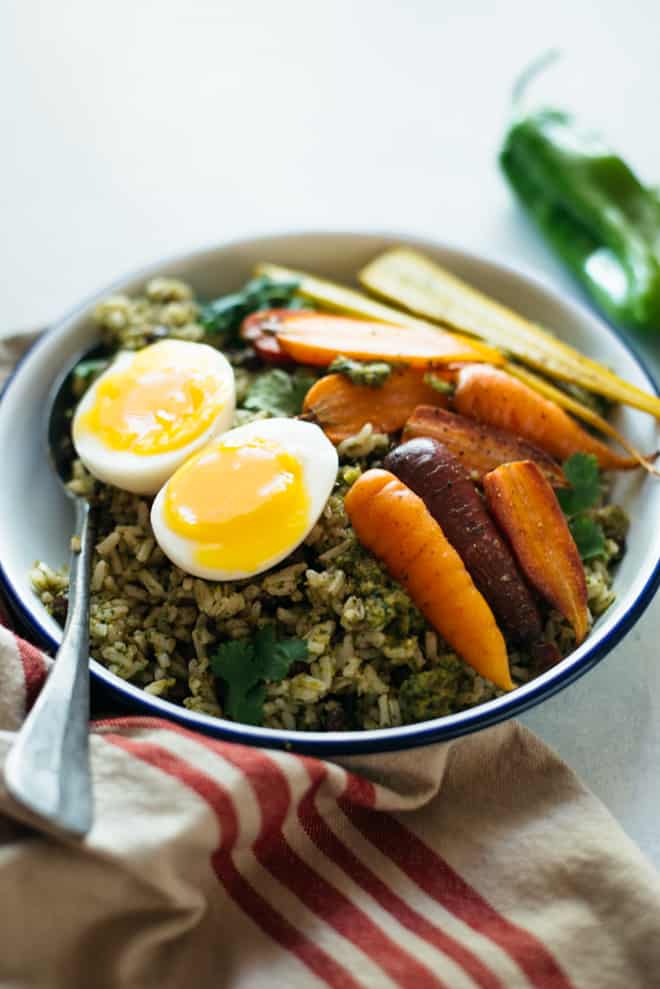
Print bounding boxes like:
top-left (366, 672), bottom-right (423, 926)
top-left (403, 405), bottom-right (568, 487)
top-left (276, 313), bottom-right (497, 368)
top-left (453, 364), bottom-right (640, 470)
top-left (256, 261), bottom-right (504, 367)
top-left (504, 361), bottom-right (659, 475)
top-left (484, 461), bottom-right (589, 645)
top-left (302, 368), bottom-right (449, 444)
top-left (344, 468), bottom-right (514, 690)
top-left (240, 308), bottom-right (313, 364)
top-left (384, 438), bottom-right (543, 646)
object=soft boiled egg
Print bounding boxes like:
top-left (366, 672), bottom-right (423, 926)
top-left (72, 339), bottom-right (235, 494)
top-left (151, 417), bottom-right (338, 581)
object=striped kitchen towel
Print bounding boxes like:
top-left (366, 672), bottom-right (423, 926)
top-left (2, 620), bottom-right (660, 988)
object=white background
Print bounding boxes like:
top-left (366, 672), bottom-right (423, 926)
top-left (2, 0), bottom-right (660, 863)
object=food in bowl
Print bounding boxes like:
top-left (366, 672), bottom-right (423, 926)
top-left (31, 248), bottom-right (658, 732)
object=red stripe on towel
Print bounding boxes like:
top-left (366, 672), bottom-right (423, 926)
top-left (220, 745), bottom-right (446, 989)
top-left (104, 735), bottom-right (362, 989)
top-left (96, 717), bottom-right (572, 988)
top-left (340, 776), bottom-right (574, 989)
top-left (295, 757), bottom-right (503, 989)
top-left (16, 636), bottom-right (48, 711)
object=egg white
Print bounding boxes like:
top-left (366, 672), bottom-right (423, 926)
top-left (72, 341), bottom-right (236, 495)
top-left (150, 417), bottom-right (339, 581)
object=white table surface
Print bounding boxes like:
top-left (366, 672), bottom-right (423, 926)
top-left (2, 0), bottom-right (660, 864)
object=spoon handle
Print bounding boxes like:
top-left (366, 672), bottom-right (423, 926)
top-left (5, 499), bottom-right (95, 835)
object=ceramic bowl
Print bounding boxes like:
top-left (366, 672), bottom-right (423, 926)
top-left (1, 232), bottom-right (658, 754)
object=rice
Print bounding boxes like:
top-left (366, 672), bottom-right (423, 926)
top-left (31, 279), bottom-right (627, 732)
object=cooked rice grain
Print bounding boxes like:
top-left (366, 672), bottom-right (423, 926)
top-left (30, 277), bottom-right (625, 732)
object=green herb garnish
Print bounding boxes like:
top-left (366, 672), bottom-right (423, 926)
top-left (328, 355), bottom-right (393, 387)
top-left (199, 276), bottom-right (304, 344)
top-left (211, 626), bottom-right (307, 725)
top-left (423, 372), bottom-right (455, 395)
top-left (244, 367), bottom-right (316, 417)
top-left (72, 358), bottom-right (110, 397)
top-left (557, 453), bottom-right (606, 560)
top-left (74, 358), bottom-right (110, 380)
top-left (557, 452), bottom-right (601, 515)
top-left (568, 515), bottom-right (606, 561)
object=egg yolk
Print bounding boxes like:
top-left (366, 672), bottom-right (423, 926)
top-left (75, 341), bottom-right (229, 455)
top-left (163, 438), bottom-right (311, 572)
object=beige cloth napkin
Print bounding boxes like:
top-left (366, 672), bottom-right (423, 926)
top-left (3, 334), bottom-right (660, 989)
top-left (0, 331), bottom-right (38, 383)
top-left (2, 624), bottom-right (660, 989)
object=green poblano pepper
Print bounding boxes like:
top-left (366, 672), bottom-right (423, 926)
top-left (500, 108), bottom-right (660, 333)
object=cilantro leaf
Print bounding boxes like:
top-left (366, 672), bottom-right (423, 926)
top-left (569, 515), bottom-right (606, 561)
top-left (199, 276), bottom-right (302, 345)
top-left (556, 454), bottom-right (607, 560)
top-left (238, 684), bottom-right (268, 727)
top-left (210, 639), bottom-right (258, 723)
top-left (557, 453), bottom-right (601, 516)
top-left (252, 626), bottom-right (308, 679)
top-left (270, 639), bottom-right (308, 680)
top-left (211, 628), bottom-right (308, 725)
top-left (244, 368), bottom-right (316, 417)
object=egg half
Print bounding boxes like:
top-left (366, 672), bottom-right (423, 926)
top-left (151, 417), bottom-right (338, 580)
top-left (72, 339), bottom-right (235, 494)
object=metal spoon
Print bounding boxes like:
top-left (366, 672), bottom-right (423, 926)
top-left (4, 348), bottom-right (107, 836)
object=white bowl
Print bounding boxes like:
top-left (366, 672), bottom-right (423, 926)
top-left (1, 231), bottom-right (659, 754)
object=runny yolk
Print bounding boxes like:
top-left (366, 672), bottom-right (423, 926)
top-left (163, 438), bottom-right (310, 573)
top-left (75, 341), bottom-right (228, 455)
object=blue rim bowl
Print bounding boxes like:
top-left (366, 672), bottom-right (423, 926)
top-left (1, 231), bottom-right (659, 754)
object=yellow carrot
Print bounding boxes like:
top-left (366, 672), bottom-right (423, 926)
top-left (358, 246), bottom-right (660, 419)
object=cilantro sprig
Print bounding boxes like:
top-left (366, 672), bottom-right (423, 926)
top-left (557, 453), bottom-right (606, 561)
top-left (199, 276), bottom-right (305, 345)
top-left (211, 626), bottom-right (307, 725)
top-left (244, 367), bottom-right (316, 417)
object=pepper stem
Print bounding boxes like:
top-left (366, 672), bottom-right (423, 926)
top-left (511, 49), bottom-right (561, 113)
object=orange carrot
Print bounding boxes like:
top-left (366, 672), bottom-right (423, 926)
top-left (403, 405), bottom-right (568, 487)
top-left (453, 365), bottom-right (640, 470)
top-left (240, 308), bottom-right (315, 364)
top-left (276, 313), bottom-right (503, 368)
top-left (344, 469), bottom-right (514, 690)
top-left (302, 368), bottom-right (449, 444)
top-left (484, 461), bottom-right (589, 645)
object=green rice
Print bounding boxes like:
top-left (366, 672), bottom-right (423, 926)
top-left (31, 278), bottom-right (627, 732)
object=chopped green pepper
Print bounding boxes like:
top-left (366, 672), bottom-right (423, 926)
top-left (500, 107), bottom-right (660, 333)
